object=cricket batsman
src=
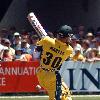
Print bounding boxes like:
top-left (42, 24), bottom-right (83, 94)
top-left (27, 13), bottom-right (73, 100)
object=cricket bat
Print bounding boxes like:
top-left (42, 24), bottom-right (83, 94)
top-left (27, 12), bottom-right (48, 38)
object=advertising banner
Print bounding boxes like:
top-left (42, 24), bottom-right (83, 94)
top-left (0, 61), bottom-right (100, 93)
top-left (0, 61), bottom-right (41, 93)
top-left (60, 61), bottom-right (100, 92)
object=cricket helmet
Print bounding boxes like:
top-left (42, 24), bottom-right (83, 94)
top-left (57, 25), bottom-right (72, 38)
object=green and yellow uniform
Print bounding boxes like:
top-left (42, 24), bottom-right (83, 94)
top-left (37, 36), bottom-right (73, 100)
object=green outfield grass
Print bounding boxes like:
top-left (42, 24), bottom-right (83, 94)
top-left (0, 95), bottom-right (100, 100)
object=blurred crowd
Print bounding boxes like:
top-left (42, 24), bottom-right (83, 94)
top-left (0, 25), bottom-right (100, 62)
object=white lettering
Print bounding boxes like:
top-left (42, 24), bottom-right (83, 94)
top-left (0, 77), bottom-right (6, 86)
top-left (0, 68), bottom-right (4, 75)
top-left (0, 67), bottom-right (36, 76)
top-left (23, 67), bottom-right (29, 75)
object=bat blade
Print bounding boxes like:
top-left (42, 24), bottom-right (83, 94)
top-left (27, 12), bottom-right (48, 38)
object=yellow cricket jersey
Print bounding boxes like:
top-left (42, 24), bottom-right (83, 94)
top-left (37, 36), bottom-right (73, 70)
